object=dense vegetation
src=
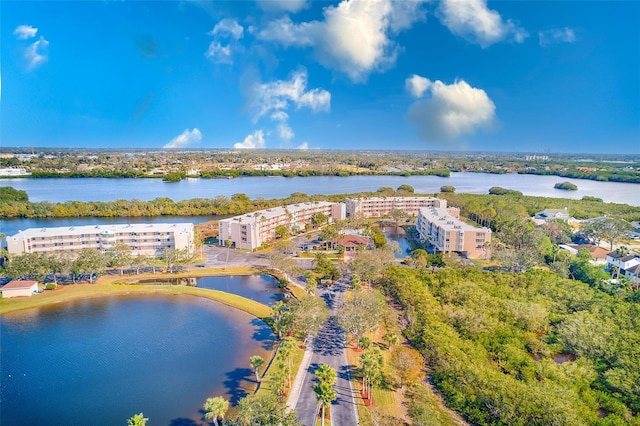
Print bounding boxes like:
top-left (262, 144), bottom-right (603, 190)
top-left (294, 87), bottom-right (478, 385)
top-left (439, 192), bottom-right (640, 223)
top-left (381, 266), bottom-right (640, 425)
top-left (2, 149), bottom-right (638, 183)
top-left (2, 185), bottom-right (639, 222)
top-left (555, 181), bottom-right (579, 191)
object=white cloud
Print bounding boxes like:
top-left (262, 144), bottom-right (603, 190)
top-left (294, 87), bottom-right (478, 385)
top-left (234, 130), bottom-right (266, 149)
top-left (297, 141), bottom-right (309, 150)
top-left (257, 0), bottom-right (308, 13)
top-left (277, 123), bottom-right (295, 141)
top-left (405, 74), bottom-right (431, 98)
top-left (14, 25), bottom-right (38, 39)
top-left (258, 0), bottom-right (428, 82)
top-left (205, 19), bottom-right (244, 64)
top-left (25, 37), bottom-right (49, 70)
top-left (205, 41), bottom-right (232, 64)
top-left (407, 76), bottom-right (496, 142)
top-left (209, 18), bottom-right (244, 40)
top-left (163, 128), bottom-right (202, 149)
top-left (271, 111), bottom-right (289, 121)
top-left (252, 69), bottom-right (330, 121)
top-left (539, 27), bottom-right (577, 46)
top-left (438, 0), bottom-right (527, 48)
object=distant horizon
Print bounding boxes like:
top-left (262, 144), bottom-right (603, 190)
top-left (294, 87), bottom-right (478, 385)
top-left (3, 1), bottom-right (638, 153)
top-left (1, 146), bottom-right (639, 159)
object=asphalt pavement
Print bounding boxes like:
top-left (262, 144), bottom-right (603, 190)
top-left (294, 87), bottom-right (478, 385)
top-left (292, 277), bottom-right (359, 426)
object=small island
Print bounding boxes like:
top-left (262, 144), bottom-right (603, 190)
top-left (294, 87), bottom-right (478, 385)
top-left (554, 181), bottom-right (578, 191)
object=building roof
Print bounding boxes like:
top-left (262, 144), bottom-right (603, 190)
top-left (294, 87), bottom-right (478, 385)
top-left (2, 280), bottom-right (38, 289)
top-left (419, 207), bottom-right (490, 233)
top-left (221, 201), bottom-right (338, 225)
top-left (331, 235), bottom-right (372, 247)
top-left (607, 251), bottom-right (640, 262)
top-left (566, 244), bottom-right (609, 259)
top-left (8, 223), bottom-right (194, 239)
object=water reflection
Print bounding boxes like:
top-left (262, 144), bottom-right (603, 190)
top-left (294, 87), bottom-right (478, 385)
top-left (1, 294), bottom-right (274, 425)
top-left (381, 225), bottom-right (412, 258)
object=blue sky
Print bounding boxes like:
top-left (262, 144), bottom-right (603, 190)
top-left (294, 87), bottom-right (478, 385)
top-left (2, 0), bottom-right (639, 153)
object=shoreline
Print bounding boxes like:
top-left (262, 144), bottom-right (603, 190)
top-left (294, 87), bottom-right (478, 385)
top-left (0, 268), bottom-right (274, 319)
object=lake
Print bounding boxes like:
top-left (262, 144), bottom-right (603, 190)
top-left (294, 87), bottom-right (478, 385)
top-left (2, 173), bottom-right (638, 205)
top-left (0, 277), bottom-right (279, 426)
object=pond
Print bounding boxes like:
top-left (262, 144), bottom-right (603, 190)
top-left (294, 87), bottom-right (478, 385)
top-left (381, 225), bottom-right (413, 258)
top-left (0, 292), bottom-right (275, 425)
top-left (136, 274), bottom-right (286, 306)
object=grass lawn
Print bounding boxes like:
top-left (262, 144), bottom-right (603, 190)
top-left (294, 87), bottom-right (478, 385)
top-left (0, 281), bottom-right (273, 319)
top-left (255, 340), bottom-right (306, 399)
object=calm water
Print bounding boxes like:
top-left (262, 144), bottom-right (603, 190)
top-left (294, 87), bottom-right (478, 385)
top-left (196, 275), bottom-right (285, 305)
top-left (382, 226), bottom-right (412, 258)
top-left (2, 173), bottom-right (638, 205)
top-left (0, 294), bottom-right (275, 426)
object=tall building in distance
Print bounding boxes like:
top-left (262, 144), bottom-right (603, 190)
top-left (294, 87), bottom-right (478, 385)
top-left (6, 223), bottom-right (194, 256)
top-left (417, 207), bottom-right (491, 259)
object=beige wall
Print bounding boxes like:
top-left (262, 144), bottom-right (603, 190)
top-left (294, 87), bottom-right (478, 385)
top-left (1, 284), bottom-right (37, 298)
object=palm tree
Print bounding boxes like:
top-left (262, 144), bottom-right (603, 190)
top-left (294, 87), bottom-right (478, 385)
top-left (383, 331), bottom-right (400, 349)
top-left (315, 363), bottom-right (337, 386)
top-left (250, 355), bottom-right (265, 382)
top-left (203, 396), bottom-right (229, 426)
top-left (313, 365), bottom-right (337, 426)
top-left (126, 413), bottom-right (148, 426)
top-left (314, 382), bottom-right (336, 426)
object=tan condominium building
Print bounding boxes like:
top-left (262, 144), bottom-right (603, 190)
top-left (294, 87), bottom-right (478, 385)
top-left (345, 196), bottom-right (447, 218)
top-left (6, 223), bottom-right (195, 256)
top-left (417, 207), bottom-right (491, 259)
top-left (219, 201), bottom-right (346, 251)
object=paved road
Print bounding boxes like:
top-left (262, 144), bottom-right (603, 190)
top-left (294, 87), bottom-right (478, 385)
top-left (201, 245), bottom-right (269, 268)
top-left (294, 277), bottom-right (359, 426)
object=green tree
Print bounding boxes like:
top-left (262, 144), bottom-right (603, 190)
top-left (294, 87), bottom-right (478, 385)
top-left (314, 364), bottom-right (337, 426)
top-left (319, 225), bottom-right (339, 241)
top-left (235, 392), bottom-right (299, 426)
top-left (397, 184), bottom-right (415, 193)
top-left (304, 272), bottom-right (317, 295)
top-left (440, 185), bottom-right (456, 193)
top-left (337, 289), bottom-right (385, 348)
top-left (311, 212), bottom-right (329, 228)
top-left (275, 225), bottom-right (289, 239)
top-left (126, 413), bottom-right (148, 426)
top-left (360, 348), bottom-right (384, 405)
top-left (72, 249), bottom-right (106, 283)
top-left (107, 243), bottom-right (132, 275)
top-left (383, 331), bottom-right (400, 349)
top-left (203, 396), bottom-right (229, 426)
top-left (250, 355), bottom-right (265, 383)
top-left (389, 346), bottom-right (423, 389)
top-left (288, 296), bottom-right (330, 346)
top-left (271, 300), bottom-right (291, 340)
top-left (315, 363), bottom-right (337, 386)
top-left (3, 252), bottom-right (47, 280)
top-left (410, 249), bottom-right (429, 269)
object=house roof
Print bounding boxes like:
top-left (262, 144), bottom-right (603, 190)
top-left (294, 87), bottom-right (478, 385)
top-left (566, 244), bottom-right (609, 259)
top-left (542, 208), bottom-right (569, 215)
top-left (607, 252), bottom-right (640, 262)
top-left (2, 280), bottom-right (38, 290)
top-left (331, 235), bottom-right (371, 247)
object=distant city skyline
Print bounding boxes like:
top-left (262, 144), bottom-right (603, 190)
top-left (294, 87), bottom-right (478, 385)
top-left (2, 0), bottom-right (639, 153)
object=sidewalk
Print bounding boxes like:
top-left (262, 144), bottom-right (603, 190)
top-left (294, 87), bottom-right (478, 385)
top-left (286, 342), bottom-right (314, 411)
